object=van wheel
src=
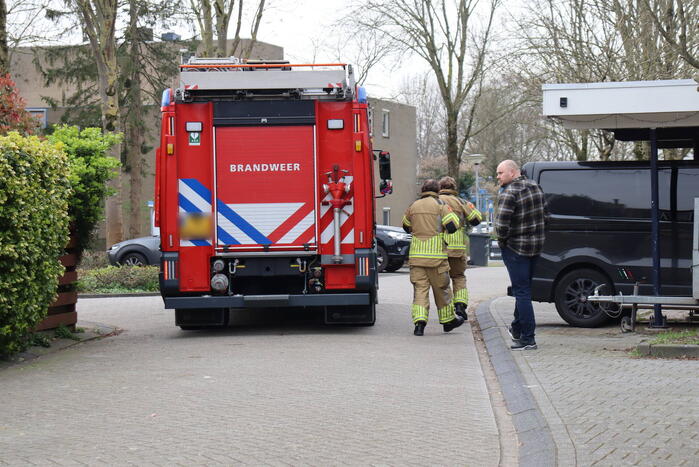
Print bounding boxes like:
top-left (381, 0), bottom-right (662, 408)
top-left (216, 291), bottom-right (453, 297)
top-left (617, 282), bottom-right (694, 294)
top-left (554, 268), bottom-right (614, 327)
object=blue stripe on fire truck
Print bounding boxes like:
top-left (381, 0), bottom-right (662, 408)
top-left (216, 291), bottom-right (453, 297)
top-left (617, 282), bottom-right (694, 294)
top-left (217, 226), bottom-right (240, 245)
top-left (178, 178), bottom-right (212, 247)
top-left (216, 201), bottom-right (272, 245)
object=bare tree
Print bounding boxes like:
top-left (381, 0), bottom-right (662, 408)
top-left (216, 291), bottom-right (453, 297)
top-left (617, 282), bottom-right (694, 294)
top-left (515, 0), bottom-right (697, 161)
top-left (641, 0), bottom-right (699, 70)
top-left (353, 0), bottom-right (500, 181)
top-left (328, 27), bottom-right (396, 86)
top-left (397, 72), bottom-right (445, 162)
top-left (189, 0), bottom-right (266, 58)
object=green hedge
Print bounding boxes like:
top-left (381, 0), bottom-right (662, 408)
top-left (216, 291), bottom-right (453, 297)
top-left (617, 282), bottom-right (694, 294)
top-left (48, 126), bottom-right (121, 253)
top-left (77, 265), bottom-right (159, 293)
top-left (0, 132), bottom-right (71, 358)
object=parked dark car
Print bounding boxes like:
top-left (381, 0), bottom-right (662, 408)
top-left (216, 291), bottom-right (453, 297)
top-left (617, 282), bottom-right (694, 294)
top-left (375, 224), bottom-right (411, 272)
top-left (107, 235), bottom-right (161, 266)
top-left (523, 160), bottom-right (699, 327)
top-left (108, 226), bottom-right (411, 272)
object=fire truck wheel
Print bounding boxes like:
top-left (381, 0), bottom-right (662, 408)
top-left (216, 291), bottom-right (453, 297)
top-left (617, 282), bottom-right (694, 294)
top-left (376, 246), bottom-right (389, 273)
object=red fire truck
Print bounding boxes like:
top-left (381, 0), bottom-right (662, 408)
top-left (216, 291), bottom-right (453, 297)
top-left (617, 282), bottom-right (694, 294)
top-left (155, 57), bottom-right (393, 329)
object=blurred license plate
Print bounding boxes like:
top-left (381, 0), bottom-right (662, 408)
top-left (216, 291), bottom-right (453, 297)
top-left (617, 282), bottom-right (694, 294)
top-left (180, 213), bottom-right (211, 240)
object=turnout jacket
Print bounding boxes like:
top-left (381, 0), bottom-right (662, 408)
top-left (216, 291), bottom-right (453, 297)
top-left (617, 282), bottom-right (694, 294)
top-left (438, 189), bottom-right (483, 257)
top-left (402, 191), bottom-right (460, 267)
top-left (494, 175), bottom-right (549, 257)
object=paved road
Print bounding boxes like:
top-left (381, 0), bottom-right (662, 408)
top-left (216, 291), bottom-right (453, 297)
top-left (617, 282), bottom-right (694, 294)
top-left (0, 267), bottom-right (509, 466)
top-left (490, 298), bottom-right (699, 467)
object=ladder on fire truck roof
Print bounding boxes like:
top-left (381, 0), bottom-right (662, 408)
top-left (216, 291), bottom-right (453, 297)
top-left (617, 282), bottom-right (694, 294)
top-left (176, 56), bottom-right (357, 102)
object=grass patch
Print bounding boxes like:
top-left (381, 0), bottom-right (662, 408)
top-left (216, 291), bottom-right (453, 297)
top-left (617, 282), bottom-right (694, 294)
top-left (54, 324), bottom-right (81, 341)
top-left (649, 329), bottom-right (699, 346)
top-left (77, 265), bottom-right (159, 294)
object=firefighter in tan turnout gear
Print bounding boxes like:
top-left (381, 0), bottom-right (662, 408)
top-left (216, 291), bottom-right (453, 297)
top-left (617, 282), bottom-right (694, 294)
top-left (438, 176), bottom-right (483, 320)
top-left (402, 179), bottom-right (464, 336)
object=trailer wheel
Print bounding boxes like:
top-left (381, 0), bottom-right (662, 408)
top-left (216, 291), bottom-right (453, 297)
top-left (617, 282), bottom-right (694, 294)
top-left (554, 268), bottom-right (614, 328)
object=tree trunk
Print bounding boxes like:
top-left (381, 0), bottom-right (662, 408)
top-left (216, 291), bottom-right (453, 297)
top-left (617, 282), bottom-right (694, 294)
top-left (0, 0), bottom-right (7, 74)
top-left (446, 109), bottom-right (460, 180)
top-left (125, 0), bottom-right (145, 238)
top-left (77, 0), bottom-right (124, 246)
top-left (214, 0), bottom-right (231, 57)
top-left (202, 0), bottom-right (214, 56)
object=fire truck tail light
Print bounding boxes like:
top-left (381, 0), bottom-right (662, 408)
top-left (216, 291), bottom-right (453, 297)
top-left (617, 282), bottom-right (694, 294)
top-left (355, 140), bottom-right (362, 151)
top-left (167, 143), bottom-right (174, 155)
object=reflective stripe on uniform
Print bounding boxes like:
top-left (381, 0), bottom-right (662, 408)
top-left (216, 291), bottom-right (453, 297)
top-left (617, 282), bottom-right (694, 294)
top-left (402, 215), bottom-right (411, 226)
top-left (442, 211), bottom-right (459, 227)
top-left (454, 288), bottom-right (469, 304)
top-left (412, 304), bottom-right (429, 323)
top-left (409, 235), bottom-right (447, 259)
top-left (443, 229), bottom-right (466, 250)
top-left (437, 303), bottom-right (456, 324)
top-left (467, 210), bottom-right (482, 222)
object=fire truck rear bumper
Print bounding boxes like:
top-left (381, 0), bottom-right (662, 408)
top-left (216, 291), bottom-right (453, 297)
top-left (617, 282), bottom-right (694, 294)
top-left (164, 293), bottom-right (371, 309)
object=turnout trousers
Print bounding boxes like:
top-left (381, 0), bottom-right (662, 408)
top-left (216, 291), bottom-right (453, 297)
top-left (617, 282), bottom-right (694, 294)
top-left (410, 260), bottom-right (456, 324)
top-left (447, 254), bottom-right (468, 305)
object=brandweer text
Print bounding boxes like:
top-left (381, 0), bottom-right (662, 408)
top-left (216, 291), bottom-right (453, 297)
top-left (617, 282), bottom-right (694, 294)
top-left (230, 163), bottom-right (301, 173)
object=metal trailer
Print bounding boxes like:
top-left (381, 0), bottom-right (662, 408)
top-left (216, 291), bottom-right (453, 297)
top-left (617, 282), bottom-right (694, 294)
top-left (542, 80), bottom-right (699, 330)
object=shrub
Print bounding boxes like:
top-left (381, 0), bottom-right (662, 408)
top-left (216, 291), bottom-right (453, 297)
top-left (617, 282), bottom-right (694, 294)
top-left (77, 265), bottom-right (159, 293)
top-left (48, 125), bottom-right (121, 254)
top-left (79, 249), bottom-right (110, 269)
top-left (0, 132), bottom-right (71, 358)
top-left (0, 74), bottom-right (38, 136)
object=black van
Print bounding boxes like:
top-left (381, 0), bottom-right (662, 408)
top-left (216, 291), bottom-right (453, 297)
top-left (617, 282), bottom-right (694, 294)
top-left (522, 160), bottom-right (699, 327)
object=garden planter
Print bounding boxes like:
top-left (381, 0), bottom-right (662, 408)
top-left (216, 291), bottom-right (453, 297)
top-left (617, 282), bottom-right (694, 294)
top-left (35, 233), bottom-right (79, 331)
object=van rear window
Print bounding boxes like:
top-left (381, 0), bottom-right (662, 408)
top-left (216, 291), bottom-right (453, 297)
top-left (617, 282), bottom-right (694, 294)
top-left (539, 168), bottom-right (698, 221)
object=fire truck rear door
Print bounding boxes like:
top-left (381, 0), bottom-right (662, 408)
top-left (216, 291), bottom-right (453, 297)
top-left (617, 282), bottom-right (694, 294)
top-left (213, 121), bottom-right (317, 251)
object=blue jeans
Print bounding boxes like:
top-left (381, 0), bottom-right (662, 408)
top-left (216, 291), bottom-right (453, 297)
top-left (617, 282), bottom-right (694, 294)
top-left (501, 246), bottom-right (539, 344)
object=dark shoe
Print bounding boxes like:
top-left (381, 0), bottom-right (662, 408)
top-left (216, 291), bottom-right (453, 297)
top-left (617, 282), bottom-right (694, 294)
top-left (507, 326), bottom-right (520, 342)
top-left (414, 321), bottom-right (426, 336)
top-left (511, 341), bottom-right (537, 351)
top-left (443, 315), bottom-right (465, 332)
top-left (455, 303), bottom-right (468, 320)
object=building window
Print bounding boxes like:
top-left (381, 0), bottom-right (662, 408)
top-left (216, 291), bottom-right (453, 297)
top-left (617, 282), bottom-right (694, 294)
top-left (26, 108), bottom-right (48, 129)
top-left (381, 109), bottom-right (390, 138)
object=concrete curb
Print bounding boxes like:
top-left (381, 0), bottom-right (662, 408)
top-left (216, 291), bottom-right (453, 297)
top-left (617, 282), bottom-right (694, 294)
top-left (475, 300), bottom-right (557, 467)
top-left (79, 292), bottom-right (160, 298)
top-left (637, 342), bottom-right (699, 358)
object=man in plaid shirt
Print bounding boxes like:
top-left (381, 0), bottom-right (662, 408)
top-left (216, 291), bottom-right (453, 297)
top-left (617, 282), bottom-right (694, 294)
top-left (495, 160), bottom-right (549, 350)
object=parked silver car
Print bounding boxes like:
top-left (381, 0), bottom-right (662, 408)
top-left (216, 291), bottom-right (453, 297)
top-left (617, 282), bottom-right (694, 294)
top-left (107, 236), bottom-right (161, 266)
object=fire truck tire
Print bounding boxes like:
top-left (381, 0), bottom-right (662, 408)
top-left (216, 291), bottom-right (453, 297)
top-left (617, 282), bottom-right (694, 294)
top-left (324, 300), bottom-right (375, 326)
top-left (176, 308), bottom-right (229, 329)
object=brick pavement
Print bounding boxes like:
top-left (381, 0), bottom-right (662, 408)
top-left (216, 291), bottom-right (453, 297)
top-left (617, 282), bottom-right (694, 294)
top-left (0, 267), bottom-right (509, 466)
top-left (489, 297), bottom-right (699, 467)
